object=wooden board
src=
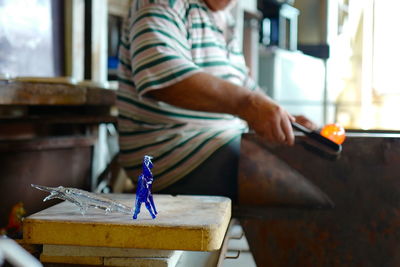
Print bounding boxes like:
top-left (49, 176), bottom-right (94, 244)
top-left (103, 251), bottom-right (182, 267)
top-left (40, 250), bottom-right (183, 267)
top-left (23, 194), bottom-right (231, 251)
top-left (42, 244), bottom-right (176, 258)
top-left (0, 81), bottom-right (115, 106)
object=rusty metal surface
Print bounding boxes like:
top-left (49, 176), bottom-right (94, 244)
top-left (238, 135), bottom-right (334, 208)
top-left (237, 132), bottom-right (400, 267)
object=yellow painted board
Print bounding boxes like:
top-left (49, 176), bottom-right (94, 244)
top-left (23, 194), bottom-right (231, 251)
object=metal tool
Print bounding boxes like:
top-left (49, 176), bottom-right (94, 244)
top-left (291, 121), bottom-right (342, 158)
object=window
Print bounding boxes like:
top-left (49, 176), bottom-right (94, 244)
top-left (332, 0), bottom-right (400, 130)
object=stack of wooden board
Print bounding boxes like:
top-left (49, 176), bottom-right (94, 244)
top-left (23, 194), bottom-right (231, 266)
top-left (40, 245), bottom-right (183, 266)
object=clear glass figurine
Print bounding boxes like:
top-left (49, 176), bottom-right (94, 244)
top-left (31, 184), bottom-right (133, 215)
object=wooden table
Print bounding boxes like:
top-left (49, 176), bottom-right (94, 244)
top-left (23, 194), bottom-right (232, 266)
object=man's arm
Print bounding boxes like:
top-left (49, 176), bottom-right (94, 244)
top-left (146, 72), bottom-right (295, 145)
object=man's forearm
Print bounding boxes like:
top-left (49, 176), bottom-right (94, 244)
top-left (148, 72), bottom-right (251, 118)
top-left (145, 71), bottom-right (295, 145)
top-left (145, 72), bottom-right (253, 117)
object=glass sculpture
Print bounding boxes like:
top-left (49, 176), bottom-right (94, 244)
top-left (133, 155), bottom-right (158, 219)
top-left (31, 184), bottom-right (133, 215)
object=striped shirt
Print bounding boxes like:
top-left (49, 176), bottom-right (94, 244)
top-left (117, 0), bottom-right (257, 191)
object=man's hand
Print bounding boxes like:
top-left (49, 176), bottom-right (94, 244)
top-left (238, 91), bottom-right (295, 145)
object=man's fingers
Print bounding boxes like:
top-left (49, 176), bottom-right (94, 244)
top-left (281, 115), bottom-right (294, 145)
top-left (265, 117), bottom-right (294, 145)
top-left (269, 118), bottom-right (286, 144)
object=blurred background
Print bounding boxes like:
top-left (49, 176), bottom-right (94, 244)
top-left (1, 0), bottom-right (398, 130)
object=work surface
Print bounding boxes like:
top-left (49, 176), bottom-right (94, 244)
top-left (23, 194), bottom-right (231, 251)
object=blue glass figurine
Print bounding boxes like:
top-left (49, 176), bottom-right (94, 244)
top-left (133, 155), bottom-right (158, 219)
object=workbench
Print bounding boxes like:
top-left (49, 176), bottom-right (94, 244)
top-left (22, 194), bottom-right (254, 266)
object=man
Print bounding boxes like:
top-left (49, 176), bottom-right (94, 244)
top-left (117, 0), bottom-right (315, 200)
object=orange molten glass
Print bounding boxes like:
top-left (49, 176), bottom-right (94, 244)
top-left (320, 123), bottom-right (346, 144)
